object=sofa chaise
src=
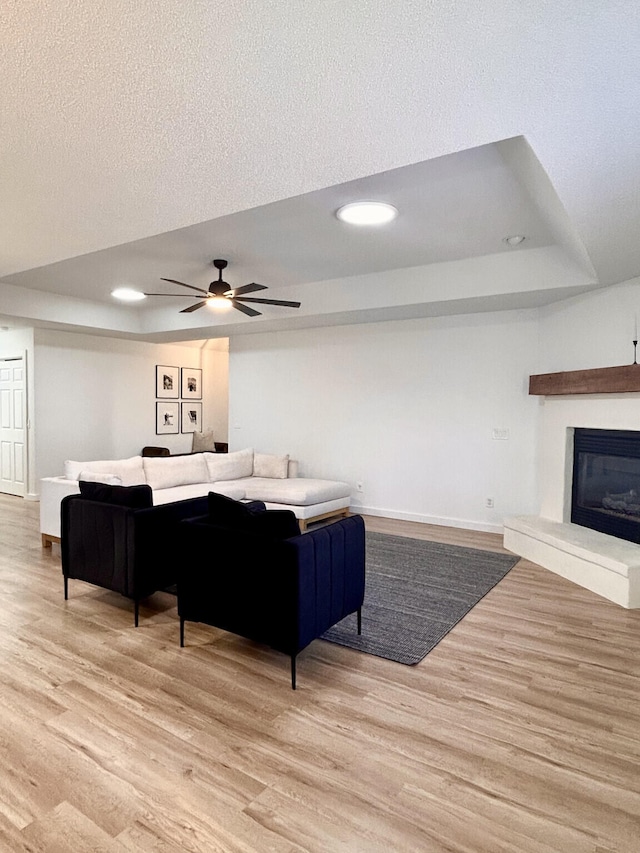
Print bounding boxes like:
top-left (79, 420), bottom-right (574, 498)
top-left (40, 448), bottom-right (352, 546)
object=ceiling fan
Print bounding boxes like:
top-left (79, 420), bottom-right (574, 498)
top-left (144, 259), bottom-right (301, 317)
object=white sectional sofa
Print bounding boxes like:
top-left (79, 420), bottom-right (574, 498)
top-left (40, 448), bottom-right (352, 546)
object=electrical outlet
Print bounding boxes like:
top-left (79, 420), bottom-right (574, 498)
top-left (492, 428), bottom-right (510, 441)
top-left (485, 497), bottom-right (494, 508)
top-left (356, 481), bottom-right (364, 492)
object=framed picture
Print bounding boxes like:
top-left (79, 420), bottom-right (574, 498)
top-left (156, 365), bottom-right (179, 398)
top-left (181, 367), bottom-right (202, 399)
top-left (181, 401), bottom-right (202, 433)
top-left (156, 401), bottom-right (179, 434)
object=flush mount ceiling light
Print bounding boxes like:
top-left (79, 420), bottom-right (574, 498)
top-left (111, 287), bottom-right (147, 302)
top-left (503, 234), bottom-right (526, 247)
top-left (336, 201), bottom-right (398, 226)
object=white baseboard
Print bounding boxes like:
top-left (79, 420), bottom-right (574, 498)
top-left (350, 503), bottom-right (503, 534)
top-left (24, 492), bottom-right (40, 502)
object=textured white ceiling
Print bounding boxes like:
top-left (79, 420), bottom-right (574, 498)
top-left (1, 1), bottom-right (639, 339)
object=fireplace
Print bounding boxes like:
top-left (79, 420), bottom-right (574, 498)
top-left (572, 428), bottom-right (640, 544)
top-left (504, 400), bottom-right (640, 609)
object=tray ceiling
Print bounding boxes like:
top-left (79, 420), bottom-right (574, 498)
top-left (1, 2), bottom-right (638, 340)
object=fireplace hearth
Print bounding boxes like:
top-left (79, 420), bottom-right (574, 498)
top-left (572, 428), bottom-right (640, 545)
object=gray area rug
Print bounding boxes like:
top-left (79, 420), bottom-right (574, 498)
top-left (321, 532), bottom-right (519, 665)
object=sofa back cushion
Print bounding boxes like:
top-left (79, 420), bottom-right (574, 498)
top-left (204, 448), bottom-right (254, 482)
top-left (143, 453), bottom-right (209, 490)
top-left (78, 481), bottom-right (153, 508)
top-left (253, 452), bottom-right (289, 479)
top-left (65, 455), bottom-right (146, 486)
top-left (78, 470), bottom-right (123, 486)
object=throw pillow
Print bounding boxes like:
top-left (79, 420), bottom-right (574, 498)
top-left (204, 448), bottom-right (254, 482)
top-left (192, 429), bottom-right (216, 453)
top-left (78, 481), bottom-right (153, 509)
top-left (207, 491), bottom-right (264, 530)
top-left (207, 492), bottom-right (299, 538)
top-left (78, 470), bottom-right (122, 486)
top-left (253, 452), bottom-right (289, 479)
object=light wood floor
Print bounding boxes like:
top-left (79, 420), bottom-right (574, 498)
top-left (1, 496), bottom-right (640, 852)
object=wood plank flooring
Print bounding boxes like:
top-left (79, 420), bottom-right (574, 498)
top-left (1, 494), bottom-right (640, 851)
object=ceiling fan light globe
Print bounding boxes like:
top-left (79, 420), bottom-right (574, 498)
top-left (206, 295), bottom-right (233, 311)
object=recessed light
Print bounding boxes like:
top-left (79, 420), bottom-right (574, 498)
top-left (111, 288), bottom-right (147, 302)
top-left (503, 235), bottom-right (525, 247)
top-left (336, 201), bottom-right (398, 226)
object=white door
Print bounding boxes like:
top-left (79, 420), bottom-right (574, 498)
top-left (0, 357), bottom-right (27, 496)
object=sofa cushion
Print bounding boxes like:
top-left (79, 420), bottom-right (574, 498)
top-left (143, 453), bottom-right (209, 490)
top-left (78, 470), bottom-right (122, 486)
top-left (152, 482), bottom-right (245, 505)
top-left (241, 477), bottom-right (351, 506)
top-left (253, 452), bottom-right (289, 479)
top-left (204, 448), bottom-right (253, 482)
top-left (65, 455), bottom-right (146, 486)
top-left (78, 481), bottom-right (153, 508)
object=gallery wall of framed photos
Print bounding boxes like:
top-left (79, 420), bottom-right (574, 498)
top-left (155, 365), bottom-right (203, 434)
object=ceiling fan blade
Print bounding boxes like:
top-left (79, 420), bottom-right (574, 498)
top-left (144, 292), bottom-right (204, 298)
top-left (234, 297), bottom-right (301, 308)
top-left (225, 282), bottom-right (268, 297)
top-left (179, 300), bottom-right (208, 313)
top-left (160, 278), bottom-right (210, 295)
top-left (231, 299), bottom-right (261, 317)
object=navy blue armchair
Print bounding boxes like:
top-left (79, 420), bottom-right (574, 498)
top-left (177, 496), bottom-right (366, 688)
top-left (61, 483), bottom-right (209, 625)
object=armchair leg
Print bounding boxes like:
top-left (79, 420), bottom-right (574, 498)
top-left (134, 599), bottom-right (139, 628)
top-left (63, 576), bottom-right (68, 601)
top-left (179, 616), bottom-right (185, 648)
top-left (291, 654), bottom-right (297, 690)
top-left (357, 607), bottom-right (362, 635)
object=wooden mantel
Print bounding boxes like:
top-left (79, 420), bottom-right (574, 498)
top-left (529, 364), bottom-right (640, 396)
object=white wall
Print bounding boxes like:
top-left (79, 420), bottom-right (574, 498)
top-left (201, 338), bottom-right (229, 444)
top-left (34, 330), bottom-right (229, 483)
top-left (23, 274), bottom-right (640, 524)
top-left (538, 277), bottom-right (640, 373)
top-left (229, 311), bottom-right (540, 532)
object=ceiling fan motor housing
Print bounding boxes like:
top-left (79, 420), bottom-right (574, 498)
top-left (210, 259), bottom-right (229, 295)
